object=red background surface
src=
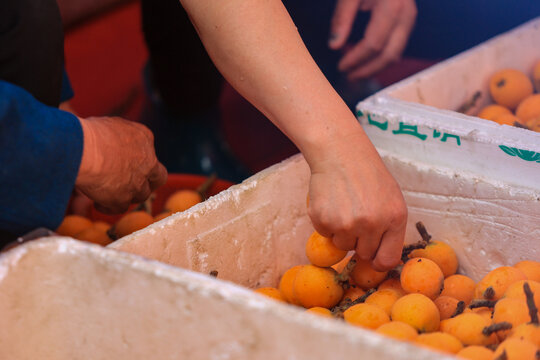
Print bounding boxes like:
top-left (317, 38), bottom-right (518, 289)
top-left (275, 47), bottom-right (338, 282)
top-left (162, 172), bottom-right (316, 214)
top-left (63, 1), bottom-right (436, 173)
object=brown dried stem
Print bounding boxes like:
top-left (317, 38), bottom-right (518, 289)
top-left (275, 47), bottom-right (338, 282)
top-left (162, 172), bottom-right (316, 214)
top-left (331, 288), bottom-right (376, 318)
top-left (483, 322), bottom-right (513, 336)
top-left (451, 301), bottom-right (466, 318)
top-left (401, 242), bottom-right (427, 263)
top-left (196, 173), bottom-right (217, 200)
top-left (335, 258), bottom-right (357, 289)
top-left (483, 286), bottom-right (496, 300)
top-left (493, 349), bottom-right (507, 360)
top-left (415, 222), bottom-right (432, 243)
top-left (524, 282), bottom-right (539, 324)
top-left (469, 299), bottom-right (497, 309)
top-left (456, 90), bottom-right (482, 114)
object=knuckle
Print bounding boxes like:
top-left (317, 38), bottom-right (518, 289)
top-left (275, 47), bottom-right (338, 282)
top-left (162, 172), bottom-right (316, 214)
top-left (145, 128), bottom-right (155, 143)
top-left (385, 52), bottom-right (401, 64)
top-left (134, 122), bottom-right (153, 139)
top-left (334, 236), bottom-right (355, 251)
top-left (360, 215), bottom-right (379, 232)
top-left (310, 209), bottom-right (337, 232)
top-left (392, 203), bottom-right (408, 225)
top-left (318, 215), bottom-right (337, 232)
top-left (338, 217), bottom-right (356, 233)
top-left (365, 39), bottom-right (384, 54)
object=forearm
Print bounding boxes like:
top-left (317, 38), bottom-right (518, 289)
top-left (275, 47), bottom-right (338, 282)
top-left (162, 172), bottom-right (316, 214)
top-left (179, 0), bottom-right (374, 167)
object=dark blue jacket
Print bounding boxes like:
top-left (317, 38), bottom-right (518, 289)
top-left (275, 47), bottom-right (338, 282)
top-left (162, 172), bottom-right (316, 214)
top-left (0, 0), bottom-right (79, 242)
top-left (0, 80), bottom-right (82, 237)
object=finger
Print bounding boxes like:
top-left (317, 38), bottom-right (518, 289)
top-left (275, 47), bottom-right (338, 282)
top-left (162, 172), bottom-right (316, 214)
top-left (70, 193), bottom-right (93, 217)
top-left (345, 15), bottom-right (413, 80)
top-left (358, 0), bottom-right (377, 11)
top-left (338, 0), bottom-right (400, 71)
top-left (148, 162), bottom-right (168, 190)
top-left (329, 0), bottom-right (362, 50)
top-left (132, 180), bottom-right (152, 204)
top-left (309, 215), bottom-right (334, 239)
top-left (94, 201), bottom-right (130, 215)
top-left (355, 225), bottom-right (384, 261)
top-left (371, 222), bottom-right (406, 271)
top-left (307, 209), bottom-right (335, 240)
top-left (345, 2), bottom-right (416, 79)
top-left (332, 233), bottom-right (358, 251)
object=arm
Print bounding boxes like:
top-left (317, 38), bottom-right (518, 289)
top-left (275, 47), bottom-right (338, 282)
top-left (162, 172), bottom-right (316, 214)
top-left (0, 80), bottom-right (84, 235)
top-left (179, 0), bottom-right (407, 270)
top-left (0, 80), bottom-right (167, 237)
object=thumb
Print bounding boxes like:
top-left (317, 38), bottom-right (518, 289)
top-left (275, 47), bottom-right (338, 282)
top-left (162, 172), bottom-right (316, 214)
top-left (329, 0), bottom-right (361, 50)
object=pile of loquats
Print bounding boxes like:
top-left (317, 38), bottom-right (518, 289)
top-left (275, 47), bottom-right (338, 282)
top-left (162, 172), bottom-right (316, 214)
top-left (55, 175), bottom-right (217, 246)
top-left (476, 60), bottom-right (540, 132)
top-left (255, 222), bottom-right (540, 360)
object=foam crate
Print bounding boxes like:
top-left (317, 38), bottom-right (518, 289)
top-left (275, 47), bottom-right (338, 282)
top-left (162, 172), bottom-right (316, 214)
top-left (1, 152), bottom-right (538, 359)
top-left (357, 17), bottom-right (540, 190)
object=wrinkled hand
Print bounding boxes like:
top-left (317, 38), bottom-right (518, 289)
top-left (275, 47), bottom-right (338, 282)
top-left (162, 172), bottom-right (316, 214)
top-left (329, 0), bottom-right (417, 80)
top-left (69, 190), bottom-right (93, 217)
top-left (76, 116), bottom-right (167, 214)
top-left (306, 131), bottom-right (407, 271)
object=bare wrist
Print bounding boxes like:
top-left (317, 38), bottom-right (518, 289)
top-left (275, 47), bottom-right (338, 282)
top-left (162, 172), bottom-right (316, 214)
top-left (299, 114), bottom-right (378, 171)
top-left (76, 117), bottom-right (100, 186)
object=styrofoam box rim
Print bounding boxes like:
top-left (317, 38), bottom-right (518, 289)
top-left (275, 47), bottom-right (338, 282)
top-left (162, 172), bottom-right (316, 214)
top-left (356, 17), bottom-right (540, 191)
top-left (359, 95), bottom-right (540, 151)
top-left (0, 237), bottom-right (452, 360)
top-left (357, 16), bottom-right (540, 152)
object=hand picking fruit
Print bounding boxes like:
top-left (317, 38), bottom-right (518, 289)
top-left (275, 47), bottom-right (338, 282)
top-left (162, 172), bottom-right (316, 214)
top-left (55, 174), bottom-right (220, 245)
top-left (255, 222), bottom-right (540, 358)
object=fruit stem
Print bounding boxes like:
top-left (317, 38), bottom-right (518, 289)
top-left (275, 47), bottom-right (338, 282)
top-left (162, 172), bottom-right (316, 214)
top-left (451, 301), bottom-right (465, 318)
top-left (469, 299), bottom-right (497, 309)
top-left (335, 258), bottom-right (357, 288)
top-left (415, 222), bottom-right (432, 243)
top-left (513, 121), bottom-right (530, 130)
top-left (106, 226), bottom-right (117, 241)
top-left (209, 270), bottom-right (218, 278)
top-left (133, 192), bottom-right (156, 214)
top-left (524, 282), bottom-right (539, 324)
top-left (401, 242), bottom-right (427, 263)
top-left (483, 286), bottom-right (496, 300)
top-left (331, 288), bottom-right (376, 318)
top-left (456, 90), bottom-right (482, 113)
top-left (196, 173), bottom-right (217, 200)
top-left (494, 350), bottom-right (508, 360)
top-left (386, 264), bottom-right (403, 279)
top-left (483, 322), bottom-right (512, 336)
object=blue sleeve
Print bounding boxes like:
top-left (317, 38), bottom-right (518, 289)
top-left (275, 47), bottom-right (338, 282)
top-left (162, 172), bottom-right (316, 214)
top-left (0, 80), bottom-right (83, 236)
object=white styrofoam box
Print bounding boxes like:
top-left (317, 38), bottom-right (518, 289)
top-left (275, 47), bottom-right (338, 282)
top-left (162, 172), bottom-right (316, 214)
top-left (111, 153), bottom-right (539, 284)
top-left (356, 17), bottom-right (540, 190)
top-left (1, 153), bottom-right (538, 359)
top-left (0, 238), bottom-right (449, 360)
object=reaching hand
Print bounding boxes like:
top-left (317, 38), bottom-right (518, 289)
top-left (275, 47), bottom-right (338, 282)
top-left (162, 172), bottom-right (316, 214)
top-left (306, 128), bottom-right (408, 271)
top-left (76, 116), bottom-right (167, 214)
top-left (329, 0), bottom-right (417, 80)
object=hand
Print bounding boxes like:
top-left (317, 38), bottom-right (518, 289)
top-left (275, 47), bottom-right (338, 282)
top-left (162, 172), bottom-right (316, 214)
top-left (329, 0), bottom-right (417, 80)
top-left (69, 190), bottom-right (93, 217)
top-left (306, 129), bottom-right (407, 271)
top-left (76, 116), bottom-right (167, 213)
